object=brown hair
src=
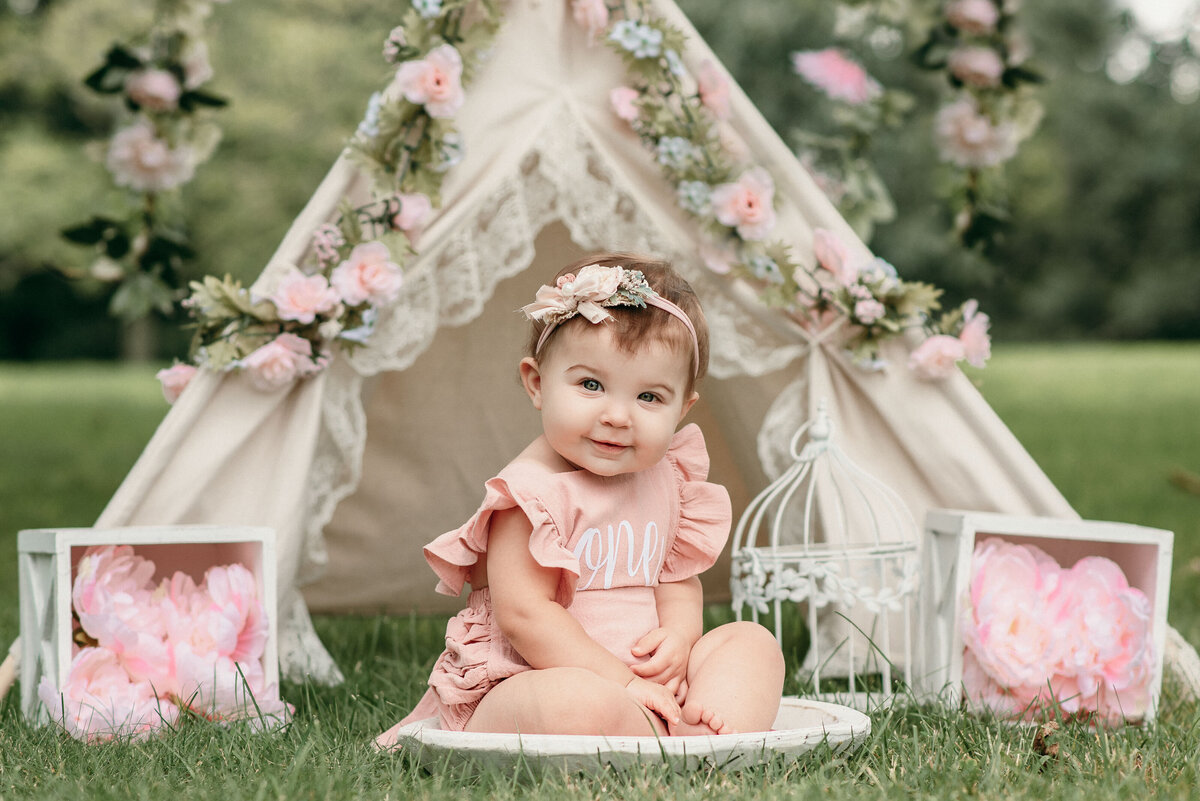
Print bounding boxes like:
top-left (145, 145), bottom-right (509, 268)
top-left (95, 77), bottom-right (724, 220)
top-left (526, 253), bottom-right (710, 393)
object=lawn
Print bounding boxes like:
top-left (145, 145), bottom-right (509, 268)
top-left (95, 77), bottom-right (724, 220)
top-left (1, 344), bottom-right (1198, 800)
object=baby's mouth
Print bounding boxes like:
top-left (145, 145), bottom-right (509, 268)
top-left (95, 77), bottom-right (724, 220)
top-left (589, 438), bottom-right (630, 452)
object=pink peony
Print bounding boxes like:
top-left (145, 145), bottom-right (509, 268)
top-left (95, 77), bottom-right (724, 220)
top-left (106, 121), bottom-right (196, 193)
top-left (392, 192), bottom-right (433, 234)
top-left (610, 86), bottom-right (640, 122)
top-left (394, 44), bottom-right (465, 118)
top-left (961, 538), bottom-right (1062, 690)
top-left (1048, 557), bottom-right (1155, 718)
top-left (156, 362), bottom-right (197, 405)
top-left (958, 299), bottom-right (991, 368)
top-left (203, 564), bottom-right (268, 664)
top-left (945, 0), bottom-right (1000, 35)
top-left (241, 333), bottom-right (316, 392)
top-left (947, 45), bottom-right (1005, 89)
top-left (792, 48), bottom-right (882, 105)
top-left (571, 0), bottom-right (609, 44)
top-left (269, 267), bottom-right (340, 324)
top-left (812, 228), bottom-right (858, 286)
top-left (711, 167), bottom-right (777, 240)
top-left (697, 60), bottom-right (732, 120)
top-left (125, 68), bottom-right (182, 111)
top-left (934, 97), bottom-right (1018, 168)
top-left (909, 334), bottom-right (965, 379)
top-left (854, 298), bottom-right (886, 325)
top-left (330, 241), bottom-right (404, 306)
top-left (39, 648), bottom-right (178, 742)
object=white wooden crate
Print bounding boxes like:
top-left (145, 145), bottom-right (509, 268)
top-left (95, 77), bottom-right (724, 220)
top-left (18, 525), bottom-right (277, 724)
top-left (917, 509), bottom-right (1172, 722)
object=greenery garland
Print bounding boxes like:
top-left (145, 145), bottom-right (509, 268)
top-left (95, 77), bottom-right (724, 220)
top-left (61, 0), bottom-right (231, 322)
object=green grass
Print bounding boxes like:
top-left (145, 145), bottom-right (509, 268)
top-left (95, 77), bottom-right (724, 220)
top-left (1, 345), bottom-right (1199, 800)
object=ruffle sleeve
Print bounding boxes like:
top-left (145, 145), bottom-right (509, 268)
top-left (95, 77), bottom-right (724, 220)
top-left (422, 467), bottom-right (582, 607)
top-left (659, 424), bottom-right (732, 583)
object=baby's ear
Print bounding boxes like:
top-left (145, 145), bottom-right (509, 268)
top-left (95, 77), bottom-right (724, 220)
top-left (679, 390), bottom-right (699, 421)
top-left (519, 357), bottom-right (544, 410)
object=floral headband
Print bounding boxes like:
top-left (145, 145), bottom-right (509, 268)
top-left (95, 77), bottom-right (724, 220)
top-left (521, 264), bottom-right (701, 377)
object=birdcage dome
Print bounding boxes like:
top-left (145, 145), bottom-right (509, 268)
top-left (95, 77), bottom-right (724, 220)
top-left (730, 401), bottom-right (920, 708)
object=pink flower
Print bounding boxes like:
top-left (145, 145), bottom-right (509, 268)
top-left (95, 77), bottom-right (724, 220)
top-left (697, 60), bottom-right (731, 120)
top-left (947, 45), bottom-right (1005, 88)
top-left (958, 299), bottom-right (991, 368)
top-left (610, 86), bottom-right (640, 122)
top-left (934, 97), bottom-right (1018, 168)
top-left (854, 298), bottom-right (886, 325)
top-left (241, 333), bottom-right (316, 392)
top-left (156, 363), bottom-right (197, 405)
top-left (125, 68), bottom-right (182, 111)
top-left (812, 228), bottom-right (858, 286)
top-left (1048, 557), bottom-right (1155, 718)
top-left (961, 538), bottom-right (1062, 690)
top-left (204, 564), bottom-right (268, 663)
top-left (330, 241), bottom-right (404, 306)
top-left (394, 44), bottom-right (465, 118)
top-left (106, 121), bottom-right (196, 193)
top-left (792, 49), bottom-right (882, 105)
top-left (945, 0), bottom-right (1000, 35)
top-left (270, 267), bottom-right (340, 324)
top-left (39, 648), bottom-right (178, 742)
top-left (571, 0), bottom-right (609, 44)
top-left (392, 192), bottom-right (433, 234)
top-left (711, 167), bottom-right (777, 240)
top-left (522, 264), bottom-right (624, 324)
top-left (908, 334), bottom-right (966, 379)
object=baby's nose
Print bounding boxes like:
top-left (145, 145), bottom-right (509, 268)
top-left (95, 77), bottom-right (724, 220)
top-left (600, 399), bottom-right (632, 427)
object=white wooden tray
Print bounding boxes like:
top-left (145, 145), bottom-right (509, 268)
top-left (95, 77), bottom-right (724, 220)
top-left (390, 696), bottom-right (871, 773)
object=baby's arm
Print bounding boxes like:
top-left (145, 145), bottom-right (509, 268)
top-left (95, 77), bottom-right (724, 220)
top-left (486, 507), bottom-right (682, 725)
top-left (630, 577), bottom-right (703, 697)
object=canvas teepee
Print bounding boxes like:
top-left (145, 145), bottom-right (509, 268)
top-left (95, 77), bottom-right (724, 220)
top-left (97, 0), bottom-right (1098, 685)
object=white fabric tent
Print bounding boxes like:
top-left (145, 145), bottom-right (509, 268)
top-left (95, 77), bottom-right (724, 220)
top-left (96, 0), bottom-right (1083, 684)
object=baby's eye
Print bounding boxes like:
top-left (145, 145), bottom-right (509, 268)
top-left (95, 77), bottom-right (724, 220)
top-left (581, 378), bottom-right (602, 392)
top-left (638, 391), bottom-right (660, 403)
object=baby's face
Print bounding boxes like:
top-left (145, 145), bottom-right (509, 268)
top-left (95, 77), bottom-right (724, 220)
top-left (529, 324), bottom-right (697, 476)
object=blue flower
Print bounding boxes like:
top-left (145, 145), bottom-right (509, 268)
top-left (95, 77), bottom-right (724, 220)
top-left (656, 136), bottom-right (698, 169)
top-left (356, 92), bottom-right (383, 139)
top-left (609, 20), bottom-right (663, 59)
top-left (411, 0), bottom-right (443, 19)
top-left (433, 132), bottom-right (465, 172)
top-left (341, 307), bottom-right (379, 344)
top-left (665, 49), bottom-right (686, 78)
top-left (748, 254), bottom-right (784, 285)
top-left (676, 181), bottom-right (712, 216)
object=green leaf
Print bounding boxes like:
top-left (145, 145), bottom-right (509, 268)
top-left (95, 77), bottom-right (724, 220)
top-left (894, 281), bottom-right (943, 317)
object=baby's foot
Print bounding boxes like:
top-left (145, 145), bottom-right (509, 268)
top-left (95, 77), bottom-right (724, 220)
top-left (670, 699), bottom-right (735, 736)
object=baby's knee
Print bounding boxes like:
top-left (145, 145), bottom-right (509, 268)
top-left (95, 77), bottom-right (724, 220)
top-left (723, 621), bottom-right (785, 672)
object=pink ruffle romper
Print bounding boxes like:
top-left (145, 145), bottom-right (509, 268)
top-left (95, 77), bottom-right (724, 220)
top-left (381, 424), bottom-right (731, 736)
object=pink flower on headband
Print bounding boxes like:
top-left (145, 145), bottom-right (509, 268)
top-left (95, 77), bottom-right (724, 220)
top-left (522, 264), bottom-right (626, 325)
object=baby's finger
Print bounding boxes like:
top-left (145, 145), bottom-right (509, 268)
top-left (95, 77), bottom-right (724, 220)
top-left (630, 628), bottom-right (667, 657)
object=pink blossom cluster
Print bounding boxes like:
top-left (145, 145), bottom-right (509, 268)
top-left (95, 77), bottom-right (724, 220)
top-left (961, 538), bottom-right (1156, 725)
top-left (106, 121), bottom-right (196, 193)
top-left (39, 545), bottom-right (288, 742)
top-left (908, 299), bottom-right (991, 379)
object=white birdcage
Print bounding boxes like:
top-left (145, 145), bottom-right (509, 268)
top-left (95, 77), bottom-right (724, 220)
top-left (730, 401), bottom-right (919, 709)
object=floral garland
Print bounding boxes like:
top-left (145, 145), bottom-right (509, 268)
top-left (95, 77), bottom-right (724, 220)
top-left (161, 0), bottom-right (504, 400)
top-left (918, 0), bottom-right (1044, 246)
top-left (575, 0), bottom-right (989, 377)
top-left (62, 0), bottom-right (231, 322)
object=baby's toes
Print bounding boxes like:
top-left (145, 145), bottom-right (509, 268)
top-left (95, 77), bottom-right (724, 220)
top-left (701, 708), bottom-right (734, 735)
top-left (680, 699), bottom-right (705, 726)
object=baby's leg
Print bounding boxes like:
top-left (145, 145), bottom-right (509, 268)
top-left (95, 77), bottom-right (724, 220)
top-left (669, 621), bottom-right (784, 736)
top-left (465, 667), bottom-right (668, 736)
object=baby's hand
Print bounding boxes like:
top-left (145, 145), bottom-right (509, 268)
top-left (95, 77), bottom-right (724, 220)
top-left (624, 676), bottom-right (682, 727)
top-left (630, 627), bottom-right (690, 697)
